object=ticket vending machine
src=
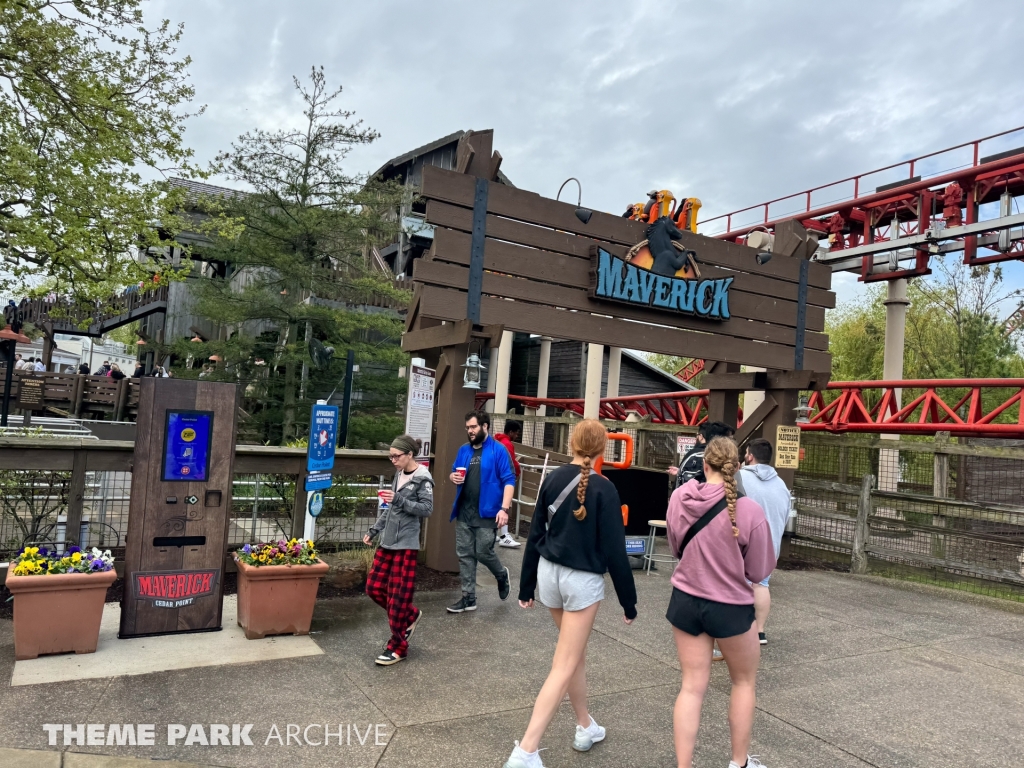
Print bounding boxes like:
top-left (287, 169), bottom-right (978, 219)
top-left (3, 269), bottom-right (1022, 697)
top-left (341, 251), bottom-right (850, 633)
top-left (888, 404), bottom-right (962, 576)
top-left (119, 378), bottom-right (239, 638)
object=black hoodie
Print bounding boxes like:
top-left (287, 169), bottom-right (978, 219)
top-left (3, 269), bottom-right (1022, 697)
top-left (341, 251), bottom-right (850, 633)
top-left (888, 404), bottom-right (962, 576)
top-left (519, 463), bottom-right (638, 619)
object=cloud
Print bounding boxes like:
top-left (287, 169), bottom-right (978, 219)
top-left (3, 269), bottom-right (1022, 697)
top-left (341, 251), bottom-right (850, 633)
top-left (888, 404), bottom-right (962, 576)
top-left (149, 0), bottom-right (1024, 306)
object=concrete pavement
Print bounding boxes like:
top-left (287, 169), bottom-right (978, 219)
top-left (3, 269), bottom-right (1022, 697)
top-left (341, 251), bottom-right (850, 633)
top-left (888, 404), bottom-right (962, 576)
top-left (2, 543), bottom-right (1023, 768)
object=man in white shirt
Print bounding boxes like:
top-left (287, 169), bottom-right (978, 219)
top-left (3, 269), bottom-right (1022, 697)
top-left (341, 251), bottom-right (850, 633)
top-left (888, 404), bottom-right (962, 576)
top-left (737, 438), bottom-right (792, 646)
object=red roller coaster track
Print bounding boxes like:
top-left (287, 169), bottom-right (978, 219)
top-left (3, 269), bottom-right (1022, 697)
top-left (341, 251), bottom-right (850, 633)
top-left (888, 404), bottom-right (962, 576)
top-left (476, 379), bottom-right (1024, 437)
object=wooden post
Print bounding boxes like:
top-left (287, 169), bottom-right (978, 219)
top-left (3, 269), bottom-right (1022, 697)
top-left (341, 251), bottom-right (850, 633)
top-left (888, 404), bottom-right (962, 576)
top-left (113, 378), bottom-right (130, 421)
top-left (850, 473), bottom-right (873, 575)
top-left (761, 388), bottom-right (801, 488)
top-left (707, 361), bottom-right (740, 429)
top-left (291, 473), bottom-right (307, 540)
top-left (932, 431), bottom-right (950, 498)
top-left (931, 431), bottom-right (950, 557)
top-left (72, 374), bottom-right (86, 417)
top-left (64, 450), bottom-right (88, 547)
top-left (423, 344), bottom-right (477, 572)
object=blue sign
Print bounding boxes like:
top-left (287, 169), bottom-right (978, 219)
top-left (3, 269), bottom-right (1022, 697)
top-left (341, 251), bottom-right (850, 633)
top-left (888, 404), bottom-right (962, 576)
top-left (625, 537), bottom-right (647, 556)
top-left (305, 471), bottom-right (333, 491)
top-left (162, 411), bottom-right (214, 482)
top-left (308, 491), bottom-right (324, 518)
top-left (591, 248), bottom-right (733, 319)
top-left (307, 404), bottom-right (339, 472)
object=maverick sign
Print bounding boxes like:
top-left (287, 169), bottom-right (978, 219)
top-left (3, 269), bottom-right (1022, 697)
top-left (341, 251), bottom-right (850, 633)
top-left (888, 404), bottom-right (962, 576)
top-left (591, 247), bottom-right (733, 320)
top-left (133, 568), bottom-right (219, 609)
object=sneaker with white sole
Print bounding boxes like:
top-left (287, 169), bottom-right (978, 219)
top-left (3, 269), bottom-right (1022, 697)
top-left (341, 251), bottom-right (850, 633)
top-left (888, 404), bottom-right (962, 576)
top-left (713, 647), bottom-right (725, 662)
top-left (503, 741), bottom-right (546, 768)
top-left (758, 631), bottom-right (767, 646)
top-left (498, 533), bottom-right (522, 548)
top-left (404, 608), bottom-right (423, 642)
top-left (572, 715), bottom-right (606, 752)
top-left (374, 650), bottom-right (405, 666)
top-left (729, 756), bottom-right (766, 768)
top-left (446, 595), bottom-right (477, 613)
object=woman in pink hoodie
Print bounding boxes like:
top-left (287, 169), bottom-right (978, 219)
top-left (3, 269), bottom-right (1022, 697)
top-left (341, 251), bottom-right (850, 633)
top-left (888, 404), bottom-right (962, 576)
top-left (665, 436), bottom-right (776, 768)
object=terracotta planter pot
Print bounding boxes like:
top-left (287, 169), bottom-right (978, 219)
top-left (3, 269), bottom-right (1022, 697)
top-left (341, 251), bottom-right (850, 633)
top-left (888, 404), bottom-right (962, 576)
top-left (234, 556), bottom-right (330, 640)
top-left (6, 569), bottom-right (117, 661)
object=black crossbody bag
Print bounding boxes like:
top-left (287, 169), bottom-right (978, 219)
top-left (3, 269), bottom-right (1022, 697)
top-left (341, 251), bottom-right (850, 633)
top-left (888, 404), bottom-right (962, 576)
top-left (675, 497), bottom-right (729, 559)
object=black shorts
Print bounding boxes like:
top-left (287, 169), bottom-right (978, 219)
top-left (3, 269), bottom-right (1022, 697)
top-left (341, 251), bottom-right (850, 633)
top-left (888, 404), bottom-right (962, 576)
top-left (666, 588), bottom-right (755, 639)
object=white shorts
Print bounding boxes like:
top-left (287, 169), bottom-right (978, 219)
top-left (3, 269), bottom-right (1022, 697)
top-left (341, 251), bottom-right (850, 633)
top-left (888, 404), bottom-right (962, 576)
top-left (536, 556), bottom-right (605, 612)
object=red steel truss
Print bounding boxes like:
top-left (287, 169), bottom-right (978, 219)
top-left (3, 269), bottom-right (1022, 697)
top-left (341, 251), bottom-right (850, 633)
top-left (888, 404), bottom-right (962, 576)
top-left (805, 379), bottom-right (1024, 436)
top-left (476, 391), bottom-right (711, 426)
top-left (697, 125), bottom-right (1024, 277)
top-left (477, 378), bottom-right (1024, 437)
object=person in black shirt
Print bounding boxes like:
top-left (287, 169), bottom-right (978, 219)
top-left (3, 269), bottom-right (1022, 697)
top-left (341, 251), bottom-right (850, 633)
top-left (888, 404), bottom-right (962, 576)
top-left (668, 421), bottom-right (735, 490)
top-left (505, 420), bottom-right (636, 768)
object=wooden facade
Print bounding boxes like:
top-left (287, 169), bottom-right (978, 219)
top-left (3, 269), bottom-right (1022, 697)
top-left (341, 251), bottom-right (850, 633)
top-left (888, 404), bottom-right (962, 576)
top-left (403, 129), bottom-right (836, 570)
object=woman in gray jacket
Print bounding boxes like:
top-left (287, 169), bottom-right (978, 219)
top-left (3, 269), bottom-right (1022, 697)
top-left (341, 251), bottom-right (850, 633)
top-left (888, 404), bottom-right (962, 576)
top-left (363, 435), bottom-right (434, 665)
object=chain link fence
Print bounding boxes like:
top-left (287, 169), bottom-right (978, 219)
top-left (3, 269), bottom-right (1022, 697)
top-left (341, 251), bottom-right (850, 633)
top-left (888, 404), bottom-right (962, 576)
top-left (0, 469), bottom-right (383, 561)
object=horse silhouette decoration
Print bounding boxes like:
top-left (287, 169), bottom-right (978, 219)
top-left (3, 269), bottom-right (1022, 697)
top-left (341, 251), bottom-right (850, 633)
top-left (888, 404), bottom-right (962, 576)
top-left (645, 217), bottom-right (699, 277)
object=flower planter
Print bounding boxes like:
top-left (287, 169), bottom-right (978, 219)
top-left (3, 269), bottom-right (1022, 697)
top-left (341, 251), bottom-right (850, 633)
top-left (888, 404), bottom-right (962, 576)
top-left (234, 555), bottom-right (329, 640)
top-left (6, 569), bottom-right (116, 660)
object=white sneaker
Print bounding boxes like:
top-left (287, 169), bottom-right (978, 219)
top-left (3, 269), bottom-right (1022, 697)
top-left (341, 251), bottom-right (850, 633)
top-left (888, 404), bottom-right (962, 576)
top-left (503, 741), bottom-right (545, 768)
top-left (498, 533), bottom-right (522, 548)
top-left (729, 756), bottom-right (766, 768)
top-left (572, 715), bottom-right (606, 752)
top-left (713, 648), bottom-right (725, 662)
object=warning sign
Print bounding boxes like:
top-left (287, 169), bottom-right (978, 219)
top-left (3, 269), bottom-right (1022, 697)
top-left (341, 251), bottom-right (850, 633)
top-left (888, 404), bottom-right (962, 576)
top-left (775, 425), bottom-right (801, 469)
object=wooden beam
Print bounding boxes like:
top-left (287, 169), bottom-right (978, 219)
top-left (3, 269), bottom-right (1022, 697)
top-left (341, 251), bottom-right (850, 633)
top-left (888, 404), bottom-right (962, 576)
top-left (402, 320), bottom-right (473, 352)
top-left (413, 258), bottom-right (829, 348)
top-left (733, 395), bottom-right (779, 447)
top-left (64, 450), bottom-right (88, 547)
top-left (703, 371), bottom-right (832, 391)
top-left (428, 224), bottom-right (836, 311)
top-left (417, 284), bottom-right (832, 371)
top-left (421, 166), bottom-right (833, 289)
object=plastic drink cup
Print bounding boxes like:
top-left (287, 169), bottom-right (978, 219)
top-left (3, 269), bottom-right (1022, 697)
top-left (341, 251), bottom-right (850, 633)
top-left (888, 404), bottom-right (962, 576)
top-left (377, 489), bottom-right (390, 509)
top-left (455, 467), bottom-right (467, 480)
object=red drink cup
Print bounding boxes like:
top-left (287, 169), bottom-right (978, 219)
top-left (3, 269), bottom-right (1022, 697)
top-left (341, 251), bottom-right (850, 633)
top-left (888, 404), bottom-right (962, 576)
top-left (455, 467), bottom-right (467, 480)
top-left (377, 489), bottom-right (390, 507)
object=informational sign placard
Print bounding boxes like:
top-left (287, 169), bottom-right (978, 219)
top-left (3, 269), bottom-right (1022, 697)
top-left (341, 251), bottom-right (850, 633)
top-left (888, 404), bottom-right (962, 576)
top-left (404, 364), bottom-right (436, 462)
top-left (307, 404), bottom-right (339, 472)
top-left (775, 424), bottom-right (802, 469)
top-left (162, 411), bottom-right (214, 482)
top-left (308, 491), bottom-right (324, 518)
top-left (17, 377), bottom-right (44, 410)
top-left (677, 435), bottom-right (697, 456)
top-left (625, 537), bottom-right (646, 555)
top-left (305, 471), bottom-right (333, 491)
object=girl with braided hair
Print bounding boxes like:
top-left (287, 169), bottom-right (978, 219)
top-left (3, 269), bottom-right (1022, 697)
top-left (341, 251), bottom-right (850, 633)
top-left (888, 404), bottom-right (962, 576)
top-left (505, 419), bottom-right (637, 768)
top-left (665, 436), bottom-right (775, 768)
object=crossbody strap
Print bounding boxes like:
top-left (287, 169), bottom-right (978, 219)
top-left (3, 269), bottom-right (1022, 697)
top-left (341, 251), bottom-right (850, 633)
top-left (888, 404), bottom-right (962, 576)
top-left (547, 473), bottom-right (582, 529)
top-left (676, 497), bottom-right (729, 559)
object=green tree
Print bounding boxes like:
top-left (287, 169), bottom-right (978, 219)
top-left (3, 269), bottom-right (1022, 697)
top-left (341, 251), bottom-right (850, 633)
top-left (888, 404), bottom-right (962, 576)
top-left (0, 0), bottom-right (200, 306)
top-left (181, 69), bottom-right (405, 445)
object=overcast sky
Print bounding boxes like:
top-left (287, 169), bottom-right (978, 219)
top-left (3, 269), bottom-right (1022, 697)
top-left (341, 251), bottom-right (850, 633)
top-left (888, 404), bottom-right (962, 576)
top-left (151, 0), bottom-right (1024, 308)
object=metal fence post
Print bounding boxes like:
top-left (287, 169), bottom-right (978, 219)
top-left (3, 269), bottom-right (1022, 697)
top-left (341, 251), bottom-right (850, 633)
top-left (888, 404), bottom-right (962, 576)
top-left (850, 473), bottom-right (874, 575)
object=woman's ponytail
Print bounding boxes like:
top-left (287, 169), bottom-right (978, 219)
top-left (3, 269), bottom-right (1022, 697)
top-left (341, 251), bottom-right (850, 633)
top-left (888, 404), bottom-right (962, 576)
top-left (574, 456), bottom-right (590, 521)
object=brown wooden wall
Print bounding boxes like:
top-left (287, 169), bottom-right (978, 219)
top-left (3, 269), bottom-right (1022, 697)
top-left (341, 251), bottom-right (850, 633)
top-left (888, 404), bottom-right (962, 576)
top-left (409, 166), bottom-right (834, 372)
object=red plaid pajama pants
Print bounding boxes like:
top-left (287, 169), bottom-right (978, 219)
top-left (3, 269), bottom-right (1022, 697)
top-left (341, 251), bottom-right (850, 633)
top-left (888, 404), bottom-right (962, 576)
top-left (365, 547), bottom-right (419, 656)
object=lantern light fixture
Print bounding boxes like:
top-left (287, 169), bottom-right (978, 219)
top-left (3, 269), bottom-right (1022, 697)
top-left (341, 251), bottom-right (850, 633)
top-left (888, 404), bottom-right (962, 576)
top-left (461, 351), bottom-right (487, 390)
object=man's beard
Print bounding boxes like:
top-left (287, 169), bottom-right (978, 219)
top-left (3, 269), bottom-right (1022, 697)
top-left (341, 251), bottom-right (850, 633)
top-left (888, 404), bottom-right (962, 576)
top-left (470, 431), bottom-right (486, 446)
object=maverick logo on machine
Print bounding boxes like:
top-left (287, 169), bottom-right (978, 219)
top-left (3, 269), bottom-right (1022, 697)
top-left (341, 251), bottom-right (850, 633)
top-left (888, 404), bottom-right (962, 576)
top-left (134, 569), bottom-right (219, 608)
top-left (590, 246), bottom-right (733, 320)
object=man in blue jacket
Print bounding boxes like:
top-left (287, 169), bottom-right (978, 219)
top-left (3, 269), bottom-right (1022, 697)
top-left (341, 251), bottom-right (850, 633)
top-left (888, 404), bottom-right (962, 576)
top-left (446, 410), bottom-right (517, 613)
